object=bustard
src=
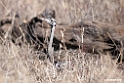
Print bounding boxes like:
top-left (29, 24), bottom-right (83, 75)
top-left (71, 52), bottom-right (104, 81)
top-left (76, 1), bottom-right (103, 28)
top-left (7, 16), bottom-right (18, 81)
top-left (40, 8), bottom-right (56, 60)
top-left (41, 17), bottom-right (56, 60)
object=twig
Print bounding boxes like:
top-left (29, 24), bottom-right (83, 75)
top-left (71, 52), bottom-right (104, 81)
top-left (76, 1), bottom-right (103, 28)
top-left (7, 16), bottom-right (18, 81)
top-left (0, 1), bottom-right (8, 12)
top-left (5, 13), bottom-right (16, 39)
top-left (82, 27), bottom-right (85, 80)
top-left (82, 27), bottom-right (84, 53)
top-left (107, 32), bottom-right (122, 63)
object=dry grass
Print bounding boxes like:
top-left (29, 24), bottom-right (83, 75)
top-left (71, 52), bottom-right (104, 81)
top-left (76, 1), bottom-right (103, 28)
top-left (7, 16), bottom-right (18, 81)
top-left (0, 41), bottom-right (124, 83)
top-left (0, 0), bottom-right (124, 83)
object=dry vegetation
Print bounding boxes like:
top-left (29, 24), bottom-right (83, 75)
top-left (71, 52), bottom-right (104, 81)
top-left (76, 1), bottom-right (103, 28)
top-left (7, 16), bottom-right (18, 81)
top-left (0, 0), bottom-right (124, 83)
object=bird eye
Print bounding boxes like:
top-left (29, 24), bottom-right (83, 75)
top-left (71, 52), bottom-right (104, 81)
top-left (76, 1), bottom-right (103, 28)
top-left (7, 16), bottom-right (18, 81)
top-left (51, 19), bottom-right (53, 22)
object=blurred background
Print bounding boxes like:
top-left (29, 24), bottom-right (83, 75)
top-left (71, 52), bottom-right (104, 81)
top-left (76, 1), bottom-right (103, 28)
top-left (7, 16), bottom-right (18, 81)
top-left (0, 0), bottom-right (123, 25)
